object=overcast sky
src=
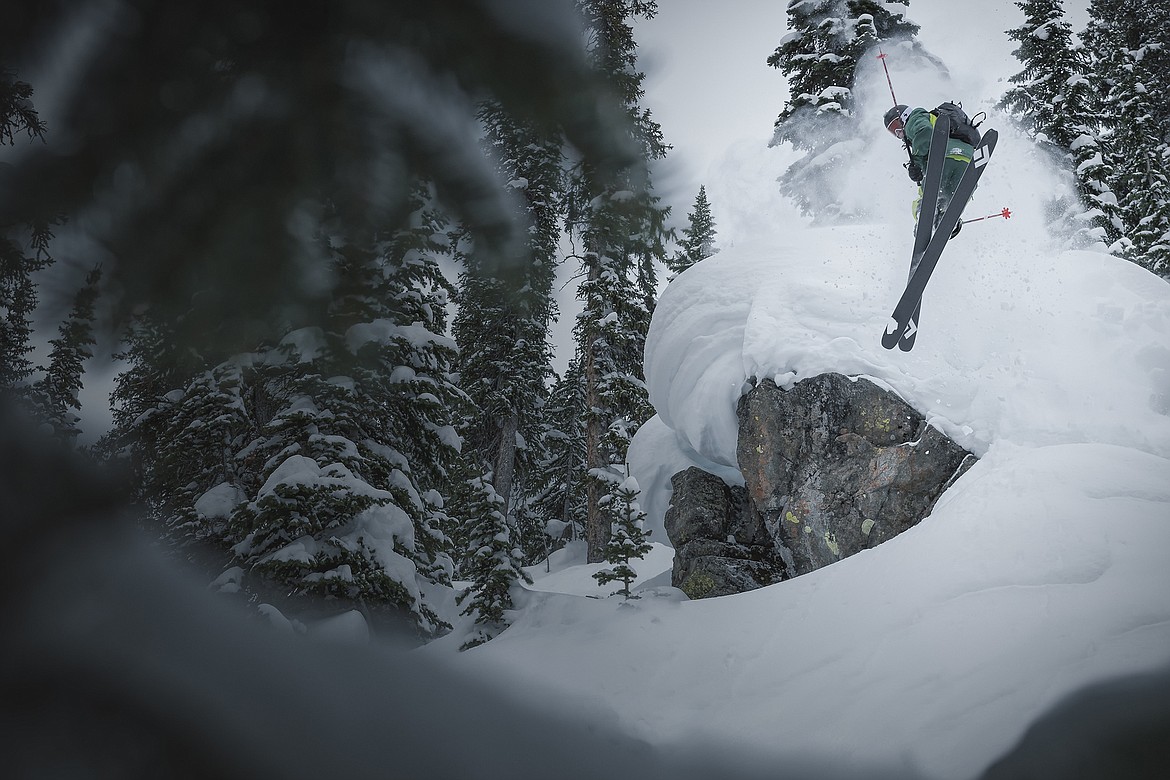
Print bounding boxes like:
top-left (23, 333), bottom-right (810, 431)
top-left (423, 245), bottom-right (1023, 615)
top-left (635, 0), bottom-right (790, 207)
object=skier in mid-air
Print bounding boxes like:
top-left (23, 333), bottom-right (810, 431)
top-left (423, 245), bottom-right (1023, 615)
top-left (879, 100), bottom-right (995, 350)
top-left (884, 104), bottom-right (975, 238)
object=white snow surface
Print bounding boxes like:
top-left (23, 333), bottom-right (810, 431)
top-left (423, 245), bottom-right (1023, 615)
top-left (427, 77), bottom-right (1170, 780)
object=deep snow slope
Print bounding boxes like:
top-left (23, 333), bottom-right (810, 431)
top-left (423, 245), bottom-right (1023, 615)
top-left (436, 209), bottom-right (1170, 777)
top-left (432, 30), bottom-right (1170, 779)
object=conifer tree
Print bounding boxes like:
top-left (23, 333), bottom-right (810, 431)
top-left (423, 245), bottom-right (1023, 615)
top-left (448, 101), bottom-right (561, 638)
top-left (569, 0), bottom-right (670, 563)
top-left (1000, 0), bottom-right (1077, 146)
top-left (770, 0), bottom-right (877, 151)
top-left (592, 475), bottom-right (652, 599)
top-left (1107, 3), bottom-right (1170, 275)
top-left (104, 185), bottom-right (462, 635)
top-left (999, 0), bottom-right (1122, 248)
top-left (0, 70), bottom-right (55, 399)
top-left (0, 222), bottom-right (52, 395)
top-left (1082, 0), bottom-right (1170, 272)
top-left (452, 100), bottom-right (563, 565)
top-left (531, 359), bottom-right (589, 549)
top-left (101, 311), bottom-right (193, 504)
top-left (0, 69), bottom-right (45, 146)
top-left (29, 266), bottom-right (102, 444)
top-left (1, 69), bottom-right (103, 443)
top-left (768, 0), bottom-right (929, 220)
top-left (130, 358), bottom-right (255, 545)
top-left (454, 473), bottom-right (533, 650)
top-left (1060, 67), bottom-right (1124, 249)
top-left (668, 185), bottom-right (717, 277)
top-left (232, 188), bottom-right (461, 633)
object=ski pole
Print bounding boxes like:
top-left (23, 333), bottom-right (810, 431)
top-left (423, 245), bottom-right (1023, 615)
top-left (877, 49), bottom-right (898, 105)
top-left (962, 207), bottom-right (1012, 225)
top-left (877, 50), bottom-right (916, 165)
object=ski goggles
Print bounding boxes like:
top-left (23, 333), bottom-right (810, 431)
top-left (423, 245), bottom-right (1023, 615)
top-left (886, 117), bottom-right (905, 140)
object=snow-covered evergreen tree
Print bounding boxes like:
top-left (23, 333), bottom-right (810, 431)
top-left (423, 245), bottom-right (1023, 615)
top-left (768, 0), bottom-right (930, 220)
top-left (1106, 4), bottom-right (1170, 275)
top-left (531, 359), bottom-right (589, 549)
top-left (452, 100), bottom-right (563, 566)
top-left (569, 0), bottom-right (670, 563)
top-left (1061, 65), bottom-right (1124, 249)
top-left (1000, 0), bottom-right (1078, 146)
top-left (128, 358), bottom-right (255, 546)
top-left (592, 475), bottom-right (652, 599)
top-left (571, 229), bottom-right (659, 563)
top-left (29, 266), bottom-right (102, 444)
top-left (770, 0), bottom-right (875, 151)
top-left (105, 186), bottom-right (462, 636)
top-left (101, 312), bottom-right (191, 492)
top-left (668, 185), bottom-right (717, 277)
top-left (1082, 0), bottom-right (1170, 273)
top-left (454, 473), bottom-right (533, 650)
top-left (232, 190), bottom-right (461, 634)
top-left (998, 0), bottom-right (1122, 248)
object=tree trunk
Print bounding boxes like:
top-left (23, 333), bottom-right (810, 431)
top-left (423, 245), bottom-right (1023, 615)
top-left (584, 395), bottom-right (607, 562)
top-left (494, 411), bottom-right (519, 520)
top-left (583, 260), bottom-right (609, 564)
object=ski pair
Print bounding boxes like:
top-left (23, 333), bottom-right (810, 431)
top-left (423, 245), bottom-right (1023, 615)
top-left (897, 114), bottom-right (952, 350)
top-left (882, 122), bottom-right (999, 350)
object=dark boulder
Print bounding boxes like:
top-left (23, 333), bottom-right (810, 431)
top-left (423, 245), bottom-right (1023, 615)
top-left (664, 467), bottom-right (784, 599)
top-left (664, 373), bottom-right (977, 597)
top-left (736, 374), bottom-right (976, 578)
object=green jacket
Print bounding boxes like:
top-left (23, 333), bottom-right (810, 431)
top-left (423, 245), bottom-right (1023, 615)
top-left (903, 107), bottom-right (974, 170)
top-left (902, 107), bottom-right (975, 216)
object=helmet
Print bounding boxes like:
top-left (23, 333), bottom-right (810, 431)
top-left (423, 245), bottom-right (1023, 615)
top-left (883, 104), bottom-right (908, 129)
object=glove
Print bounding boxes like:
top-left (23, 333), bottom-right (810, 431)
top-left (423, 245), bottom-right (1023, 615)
top-left (906, 160), bottom-right (924, 184)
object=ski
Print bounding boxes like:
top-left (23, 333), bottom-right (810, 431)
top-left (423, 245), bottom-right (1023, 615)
top-left (911, 114), bottom-right (951, 268)
top-left (900, 114), bottom-right (952, 351)
top-left (882, 128), bottom-right (998, 350)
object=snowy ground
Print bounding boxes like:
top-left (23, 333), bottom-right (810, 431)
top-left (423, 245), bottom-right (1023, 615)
top-left (425, 39), bottom-right (1170, 779)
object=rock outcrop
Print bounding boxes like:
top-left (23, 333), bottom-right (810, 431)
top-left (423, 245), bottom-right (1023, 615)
top-left (665, 373), bottom-right (976, 595)
top-left (663, 467), bottom-right (784, 599)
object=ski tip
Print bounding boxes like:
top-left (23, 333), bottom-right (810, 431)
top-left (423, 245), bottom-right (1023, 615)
top-left (881, 318), bottom-right (904, 350)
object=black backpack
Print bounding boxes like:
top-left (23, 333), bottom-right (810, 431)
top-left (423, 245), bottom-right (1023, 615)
top-left (931, 101), bottom-right (982, 147)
